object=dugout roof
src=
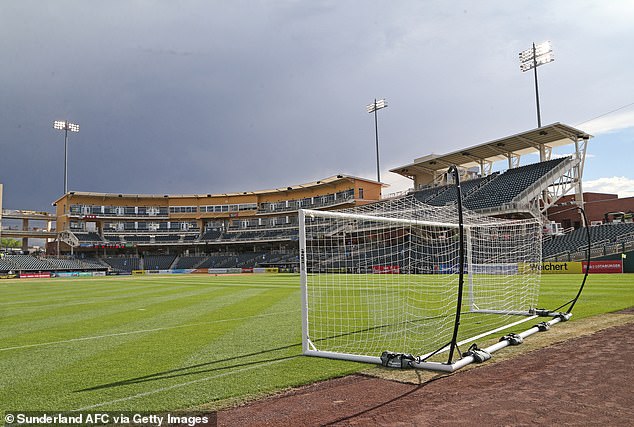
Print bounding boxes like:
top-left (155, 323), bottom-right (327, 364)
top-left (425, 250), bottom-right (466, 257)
top-left (391, 122), bottom-right (592, 179)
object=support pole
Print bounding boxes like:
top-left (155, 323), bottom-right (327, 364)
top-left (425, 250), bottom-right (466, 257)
top-left (532, 43), bottom-right (542, 128)
top-left (64, 128), bottom-right (69, 195)
top-left (447, 165), bottom-right (465, 364)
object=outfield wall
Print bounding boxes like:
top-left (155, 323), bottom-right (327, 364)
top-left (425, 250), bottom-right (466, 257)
top-left (594, 250), bottom-right (634, 273)
top-left (537, 261), bottom-right (623, 274)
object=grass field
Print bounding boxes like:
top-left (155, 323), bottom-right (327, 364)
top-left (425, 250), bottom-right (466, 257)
top-left (1, 273), bottom-right (633, 413)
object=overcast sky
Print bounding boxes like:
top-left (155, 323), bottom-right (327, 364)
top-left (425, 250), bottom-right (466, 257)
top-left (1, 1), bottom-right (634, 211)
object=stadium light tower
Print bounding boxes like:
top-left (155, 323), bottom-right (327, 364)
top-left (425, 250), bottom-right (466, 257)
top-left (366, 98), bottom-right (388, 182)
top-left (519, 41), bottom-right (554, 128)
top-left (53, 120), bottom-right (80, 195)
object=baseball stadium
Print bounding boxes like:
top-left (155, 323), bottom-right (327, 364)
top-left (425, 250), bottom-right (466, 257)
top-left (2, 117), bottom-right (634, 425)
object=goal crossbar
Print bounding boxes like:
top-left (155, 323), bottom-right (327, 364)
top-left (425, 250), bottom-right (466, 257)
top-left (300, 208), bottom-right (461, 229)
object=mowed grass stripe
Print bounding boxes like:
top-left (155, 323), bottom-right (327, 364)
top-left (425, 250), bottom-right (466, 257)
top-left (0, 311), bottom-right (296, 352)
top-left (0, 280), bottom-right (192, 307)
top-left (73, 290), bottom-right (357, 411)
top-left (0, 283), bottom-right (209, 320)
top-left (0, 284), bottom-right (265, 378)
top-left (1, 278), bottom-right (300, 410)
top-left (0, 277), bottom-right (168, 300)
top-left (69, 287), bottom-right (296, 391)
top-left (0, 274), bottom-right (291, 341)
top-left (2, 273), bottom-right (631, 414)
top-left (0, 283), bottom-right (225, 342)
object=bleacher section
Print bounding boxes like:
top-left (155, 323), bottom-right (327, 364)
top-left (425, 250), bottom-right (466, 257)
top-left (0, 251), bottom-right (298, 273)
top-left (144, 254), bottom-right (177, 270)
top-left (424, 174), bottom-right (498, 207)
top-left (543, 223), bottom-right (634, 259)
top-left (173, 256), bottom-right (208, 269)
top-left (411, 158), bottom-right (569, 212)
top-left (172, 252), bottom-right (298, 269)
top-left (0, 255), bottom-right (108, 272)
top-left (4, 255), bottom-right (52, 270)
top-left (74, 232), bottom-right (104, 243)
top-left (463, 157), bottom-right (567, 210)
top-left (102, 256), bottom-right (141, 272)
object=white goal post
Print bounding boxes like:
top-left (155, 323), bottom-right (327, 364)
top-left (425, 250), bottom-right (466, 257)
top-left (299, 195), bottom-right (543, 369)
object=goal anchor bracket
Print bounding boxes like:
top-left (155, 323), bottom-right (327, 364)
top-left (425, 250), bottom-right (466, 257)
top-left (380, 351), bottom-right (416, 369)
top-left (462, 343), bottom-right (491, 363)
top-left (406, 312), bottom-right (571, 372)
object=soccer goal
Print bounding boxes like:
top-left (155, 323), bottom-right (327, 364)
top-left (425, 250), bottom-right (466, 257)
top-left (299, 184), bottom-right (552, 371)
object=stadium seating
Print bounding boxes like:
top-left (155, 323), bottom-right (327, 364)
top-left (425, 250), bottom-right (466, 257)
top-left (74, 232), bottom-right (104, 242)
top-left (173, 256), bottom-right (209, 269)
top-left (0, 258), bottom-right (15, 272)
top-left (425, 174), bottom-right (499, 207)
top-left (122, 235), bottom-right (151, 243)
top-left (543, 222), bottom-right (634, 258)
top-left (413, 186), bottom-right (447, 203)
top-left (201, 230), bottom-right (223, 241)
top-left (102, 256), bottom-right (141, 272)
top-left (154, 235), bottom-right (180, 243)
top-left (0, 255), bottom-right (109, 272)
top-left (3, 255), bottom-right (52, 271)
top-left (414, 158), bottom-right (569, 211)
top-left (143, 254), bottom-right (177, 270)
top-left (463, 158), bottom-right (567, 210)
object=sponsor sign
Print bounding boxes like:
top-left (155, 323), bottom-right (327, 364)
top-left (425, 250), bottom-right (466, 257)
top-left (582, 260), bottom-right (622, 273)
top-left (132, 270), bottom-right (145, 275)
top-left (55, 272), bottom-right (80, 277)
top-left (532, 261), bottom-right (623, 274)
top-left (254, 267), bottom-right (279, 274)
top-left (534, 262), bottom-right (583, 274)
top-left (209, 268), bottom-right (244, 274)
top-left (0, 273), bottom-right (18, 279)
top-left (19, 272), bottom-right (51, 279)
top-left (472, 263), bottom-right (518, 275)
top-left (107, 271), bottom-right (132, 276)
top-left (372, 265), bottom-right (401, 274)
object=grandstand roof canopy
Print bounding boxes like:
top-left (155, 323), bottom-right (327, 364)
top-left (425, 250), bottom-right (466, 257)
top-left (391, 122), bottom-right (592, 178)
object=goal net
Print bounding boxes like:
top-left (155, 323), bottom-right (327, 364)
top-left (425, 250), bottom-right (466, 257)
top-left (299, 195), bottom-right (542, 364)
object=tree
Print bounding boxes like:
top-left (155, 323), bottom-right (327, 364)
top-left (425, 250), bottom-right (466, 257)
top-left (1, 238), bottom-right (20, 248)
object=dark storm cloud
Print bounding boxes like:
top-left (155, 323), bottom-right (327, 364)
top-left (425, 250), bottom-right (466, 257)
top-left (1, 1), bottom-right (633, 210)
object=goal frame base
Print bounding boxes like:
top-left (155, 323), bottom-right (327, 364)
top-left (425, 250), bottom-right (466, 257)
top-left (303, 312), bottom-right (570, 372)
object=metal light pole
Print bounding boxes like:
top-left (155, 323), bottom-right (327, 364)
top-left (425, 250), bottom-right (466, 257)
top-left (53, 120), bottom-right (80, 194)
top-left (519, 41), bottom-right (554, 128)
top-left (366, 99), bottom-right (387, 182)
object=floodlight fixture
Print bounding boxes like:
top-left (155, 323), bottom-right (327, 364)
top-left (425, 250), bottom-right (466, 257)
top-left (53, 120), bottom-right (80, 194)
top-left (519, 41), bottom-right (554, 127)
top-left (53, 120), bottom-right (80, 132)
top-left (367, 99), bottom-right (387, 113)
top-left (367, 99), bottom-right (388, 182)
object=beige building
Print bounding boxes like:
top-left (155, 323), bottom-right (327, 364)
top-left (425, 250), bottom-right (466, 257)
top-left (52, 175), bottom-right (383, 254)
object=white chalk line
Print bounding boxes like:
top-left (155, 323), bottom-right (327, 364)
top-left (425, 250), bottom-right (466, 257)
top-left (74, 357), bottom-right (291, 411)
top-left (0, 310), bottom-right (299, 352)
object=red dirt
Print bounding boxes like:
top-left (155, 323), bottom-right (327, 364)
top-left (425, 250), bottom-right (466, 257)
top-left (219, 320), bottom-right (634, 426)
